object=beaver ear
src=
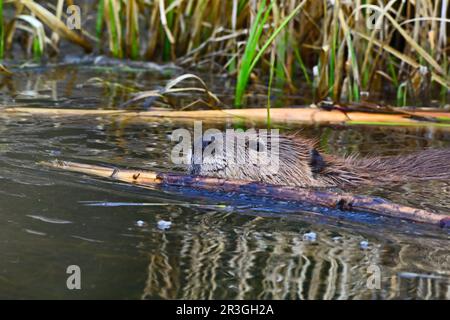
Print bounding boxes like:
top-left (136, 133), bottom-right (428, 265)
top-left (309, 148), bottom-right (326, 173)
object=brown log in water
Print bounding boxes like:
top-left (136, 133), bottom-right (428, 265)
top-left (4, 107), bottom-right (450, 129)
top-left (41, 160), bottom-right (450, 228)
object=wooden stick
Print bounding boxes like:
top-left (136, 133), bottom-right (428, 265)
top-left (5, 107), bottom-right (450, 128)
top-left (42, 160), bottom-right (450, 228)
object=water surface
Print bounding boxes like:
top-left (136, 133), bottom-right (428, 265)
top-left (0, 62), bottom-right (449, 299)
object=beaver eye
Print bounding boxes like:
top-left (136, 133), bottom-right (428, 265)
top-left (309, 148), bottom-right (326, 173)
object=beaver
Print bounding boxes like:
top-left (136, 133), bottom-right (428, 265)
top-left (188, 132), bottom-right (450, 188)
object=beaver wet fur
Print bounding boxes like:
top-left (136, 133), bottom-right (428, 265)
top-left (189, 133), bottom-right (450, 188)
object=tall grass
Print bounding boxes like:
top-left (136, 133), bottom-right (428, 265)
top-left (236, 0), bottom-right (307, 106)
top-left (234, 0), bottom-right (272, 107)
top-left (1, 0), bottom-right (449, 107)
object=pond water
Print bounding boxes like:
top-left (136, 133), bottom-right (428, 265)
top-left (0, 60), bottom-right (449, 299)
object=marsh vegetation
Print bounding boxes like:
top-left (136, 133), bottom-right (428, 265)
top-left (1, 0), bottom-right (448, 107)
top-left (0, 1), bottom-right (449, 300)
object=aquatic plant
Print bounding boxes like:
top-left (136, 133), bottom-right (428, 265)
top-left (0, 0), bottom-right (448, 106)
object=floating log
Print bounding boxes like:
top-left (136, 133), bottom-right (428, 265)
top-left (4, 107), bottom-right (450, 128)
top-left (42, 160), bottom-right (450, 228)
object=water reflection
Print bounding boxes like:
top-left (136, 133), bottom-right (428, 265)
top-left (141, 217), bottom-right (450, 299)
top-left (0, 65), bottom-right (449, 299)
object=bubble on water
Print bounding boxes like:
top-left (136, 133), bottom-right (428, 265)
top-left (135, 220), bottom-right (147, 227)
top-left (360, 240), bottom-right (369, 249)
top-left (48, 150), bottom-right (61, 156)
top-left (157, 220), bottom-right (172, 230)
top-left (303, 232), bottom-right (317, 242)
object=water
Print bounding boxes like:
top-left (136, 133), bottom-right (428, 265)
top-left (0, 61), bottom-right (449, 299)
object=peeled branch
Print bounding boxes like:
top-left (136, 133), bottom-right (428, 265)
top-left (4, 107), bottom-right (450, 129)
top-left (41, 160), bottom-right (450, 228)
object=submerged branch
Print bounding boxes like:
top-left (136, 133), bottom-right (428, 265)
top-left (42, 160), bottom-right (450, 228)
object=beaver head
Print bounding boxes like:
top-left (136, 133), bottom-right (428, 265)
top-left (187, 131), bottom-right (450, 188)
top-left (188, 131), bottom-right (337, 187)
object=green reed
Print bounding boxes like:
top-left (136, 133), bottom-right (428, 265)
top-left (0, 0), bottom-right (448, 107)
